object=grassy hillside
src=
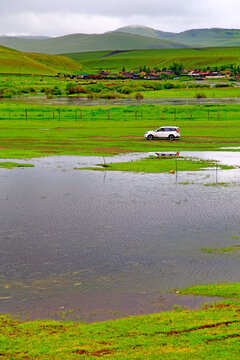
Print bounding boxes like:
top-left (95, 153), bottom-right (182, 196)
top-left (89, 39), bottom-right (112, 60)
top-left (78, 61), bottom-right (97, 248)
top-left (0, 32), bottom-right (188, 54)
top-left (0, 45), bottom-right (82, 75)
top-left (173, 28), bottom-right (240, 47)
top-left (115, 26), bottom-right (240, 47)
top-left (65, 47), bottom-right (240, 72)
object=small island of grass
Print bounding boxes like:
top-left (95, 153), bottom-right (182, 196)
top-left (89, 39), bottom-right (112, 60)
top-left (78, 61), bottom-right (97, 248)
top-left (0, 162), bottom-right (34, 169)
top-left (82, 156), bottom-right (235, 173)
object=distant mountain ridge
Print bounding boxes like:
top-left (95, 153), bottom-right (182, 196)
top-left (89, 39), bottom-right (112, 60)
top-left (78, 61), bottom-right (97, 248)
top-left (115, 26), bottom-right (240, 47)
top-left (1, 26), bottom-right (240, 54)
top-left (0, 31), bottom-right (188, 54)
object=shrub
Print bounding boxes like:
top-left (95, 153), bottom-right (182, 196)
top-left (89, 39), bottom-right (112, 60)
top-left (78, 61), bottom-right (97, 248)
top-left (195, 93), bottom-right (207, 98)
top-left (135, 92), bottom-right (144, 100)
top-left (164, 82), bottom-right (175, 89)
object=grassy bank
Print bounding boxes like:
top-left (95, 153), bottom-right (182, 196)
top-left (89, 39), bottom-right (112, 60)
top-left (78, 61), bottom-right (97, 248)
top-left (66, 47), bottom-right (240, 72)
top-left (1, 283), bottom-right (240, 359)
top-left (83, 156), bottom-right (234, 173)
top-left (0, 103), bottom-right (240, 159)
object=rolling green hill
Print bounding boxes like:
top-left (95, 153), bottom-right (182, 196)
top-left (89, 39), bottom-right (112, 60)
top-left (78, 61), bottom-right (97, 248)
top-left (65, 47), bottom-right (240, 72)
top-left (0, 32), bottom-right (188, 54)
top-left (115, 26), bottom-right (240, 47)
top-left (0, 45), bottom-right (82, 75)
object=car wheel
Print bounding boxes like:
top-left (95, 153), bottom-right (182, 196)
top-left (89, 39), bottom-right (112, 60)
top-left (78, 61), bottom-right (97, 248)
top-left (168, 134), bottom-right (175, 141)
top-left (147, 134), bottom-right (154, 140)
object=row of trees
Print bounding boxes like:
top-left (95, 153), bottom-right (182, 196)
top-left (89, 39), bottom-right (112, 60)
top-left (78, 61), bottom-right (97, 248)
top-left (122, 62), bottom-right (240, 76)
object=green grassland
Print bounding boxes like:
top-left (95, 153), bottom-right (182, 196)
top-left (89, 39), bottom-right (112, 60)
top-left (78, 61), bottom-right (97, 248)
top-left (84, 156), bottom-right (234, 173)
top-left (1, 73), bottom-right (240, 100)
top-left (0, 45), bottom-right (82, 75)
top-left (0, 103), bottom-right (239, 159)
top-left (65, 47), bottom-right (240, 72)
top-left (1, 283), bottom-right (240, 359)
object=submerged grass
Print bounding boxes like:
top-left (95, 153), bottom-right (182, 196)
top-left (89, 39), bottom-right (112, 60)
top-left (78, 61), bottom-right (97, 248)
top-left (0, 162), bottom-right (34, 169)
top-left (201, 245), bottom-right (240, 254)
top-left (1, 283), bottom-right (240, 359)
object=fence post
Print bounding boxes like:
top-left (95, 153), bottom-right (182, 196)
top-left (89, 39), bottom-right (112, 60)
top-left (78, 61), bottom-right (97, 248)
top-left (25, 109), bottom-right (27, 120)
top-left (53, 108), bottom-right (55, 119)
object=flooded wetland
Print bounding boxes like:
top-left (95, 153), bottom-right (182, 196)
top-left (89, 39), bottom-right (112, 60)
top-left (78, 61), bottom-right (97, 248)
top-left (1, 152), bottom-right (240, 321)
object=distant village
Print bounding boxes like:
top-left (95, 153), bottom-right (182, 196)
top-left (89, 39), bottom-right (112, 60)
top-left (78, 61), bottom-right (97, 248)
top-left (64, 68), bottom-right (235, 81)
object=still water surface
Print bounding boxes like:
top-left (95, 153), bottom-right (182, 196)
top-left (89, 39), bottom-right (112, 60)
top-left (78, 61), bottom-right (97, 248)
top-left (1, 152), bottom-right (240, 321)
top-left (2, 96), bottom-right (240, 106)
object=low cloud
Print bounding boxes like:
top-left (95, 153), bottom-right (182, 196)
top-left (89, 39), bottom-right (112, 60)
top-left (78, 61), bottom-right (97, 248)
top-left (0, 0), bottom-right (240, 36)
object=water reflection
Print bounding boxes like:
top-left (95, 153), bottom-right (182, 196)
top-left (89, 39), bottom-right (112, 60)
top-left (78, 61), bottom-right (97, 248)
top-left (2, 96), bottom-right (240, 106)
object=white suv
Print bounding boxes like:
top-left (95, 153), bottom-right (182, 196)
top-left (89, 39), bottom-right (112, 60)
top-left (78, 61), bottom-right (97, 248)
top-left (144, 126), bottom-right (180, 141)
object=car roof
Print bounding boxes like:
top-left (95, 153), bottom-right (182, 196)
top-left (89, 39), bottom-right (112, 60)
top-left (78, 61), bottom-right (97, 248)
top-left (159, 126), bottom-right (179, 128)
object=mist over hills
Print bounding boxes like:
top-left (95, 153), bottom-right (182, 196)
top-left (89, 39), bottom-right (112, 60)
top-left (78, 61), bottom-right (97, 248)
top-left (0, 26), bottom-right (240, 54)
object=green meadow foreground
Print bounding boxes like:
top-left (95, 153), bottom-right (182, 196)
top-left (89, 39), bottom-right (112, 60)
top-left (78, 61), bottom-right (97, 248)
top-left (0, 103), bottom-right (240, 159)
top-left (1, 283), bottom-right (240, 359)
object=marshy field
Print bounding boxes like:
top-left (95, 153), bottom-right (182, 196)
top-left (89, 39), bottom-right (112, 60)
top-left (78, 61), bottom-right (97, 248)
top-left (1, 72), bottom-right (240, 359)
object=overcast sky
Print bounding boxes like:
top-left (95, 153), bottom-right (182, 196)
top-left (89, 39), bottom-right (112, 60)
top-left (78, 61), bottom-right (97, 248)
top-left (1, 0), bottom-right (240, 36)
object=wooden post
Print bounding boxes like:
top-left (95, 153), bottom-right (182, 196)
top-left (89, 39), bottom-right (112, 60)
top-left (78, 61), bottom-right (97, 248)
top-left (190, 110), bottom-right (192, 120)
top-left (25, 109), bottom-right (27, 120)
top-left (53, 108), bottom-right (55, 119)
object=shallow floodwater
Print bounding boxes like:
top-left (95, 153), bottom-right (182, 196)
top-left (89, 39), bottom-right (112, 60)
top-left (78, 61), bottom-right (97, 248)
top-left (2, 96), bottom-right (240, 106)
top-left (0, 152), bottom-right (240, 321)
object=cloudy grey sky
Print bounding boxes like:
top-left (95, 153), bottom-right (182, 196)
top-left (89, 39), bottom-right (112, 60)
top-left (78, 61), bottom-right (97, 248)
top-left (1, 0), bottom-right (240, 36)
